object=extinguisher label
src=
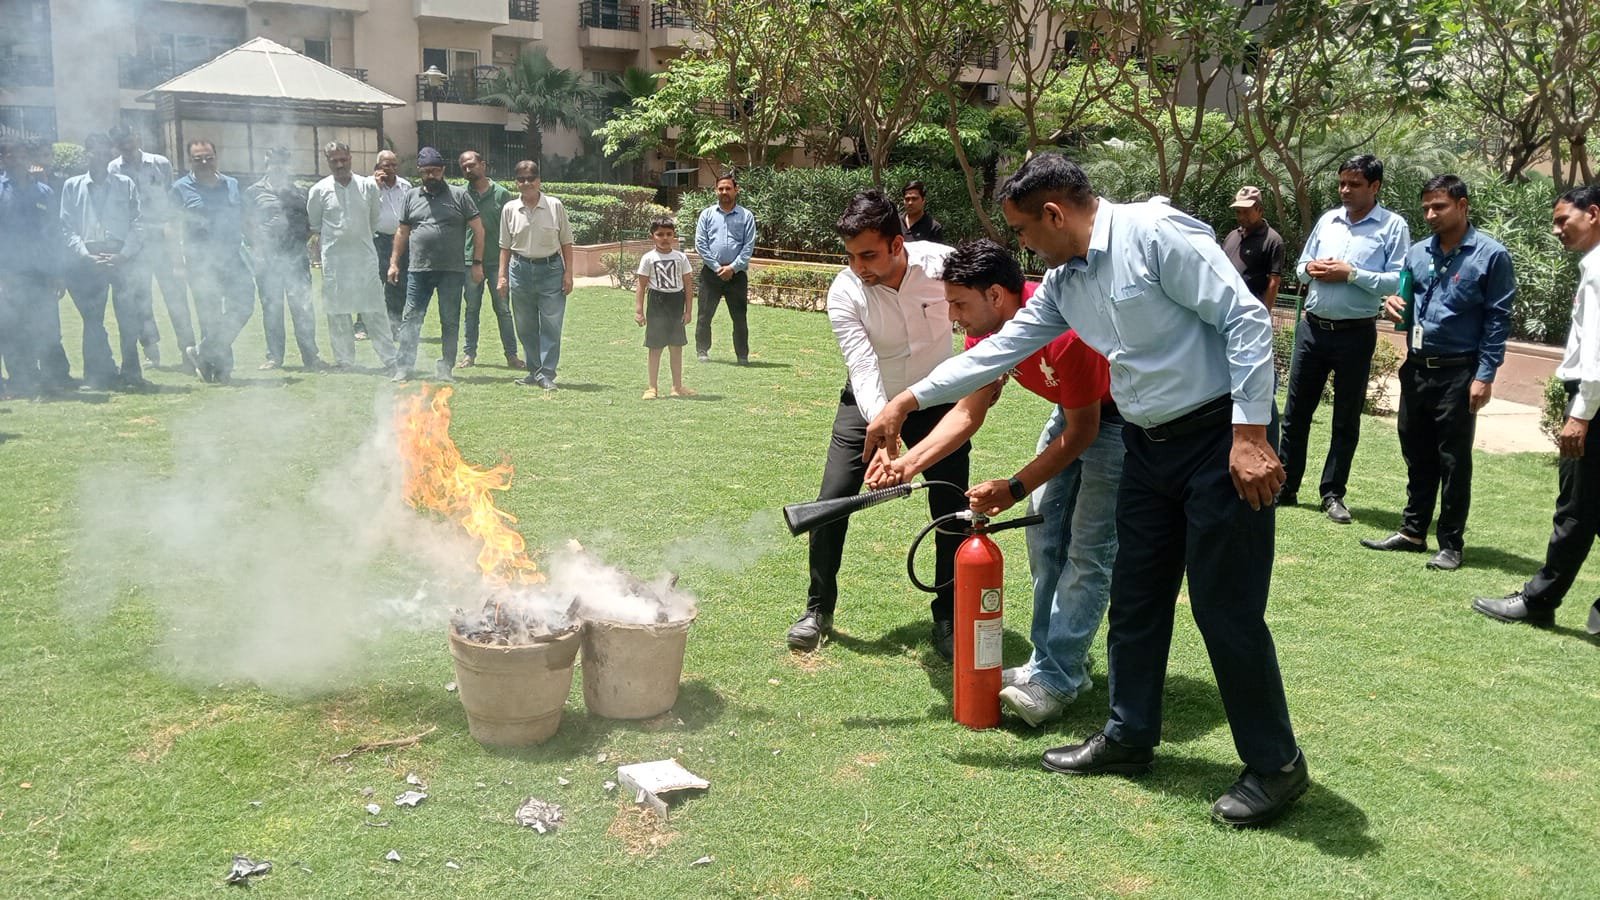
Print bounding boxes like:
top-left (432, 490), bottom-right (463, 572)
top-left (974, 618), bottom-right (1003, 670)
top-left (980, 588), bottom-right (1002, 613)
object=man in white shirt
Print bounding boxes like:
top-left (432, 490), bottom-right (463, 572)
top-left (371, 150), bottom-right (411, 339)
top-left (787, 190), bottom-right (968, 661)
top-left (497, 159), bottom-right (573, 389)
top-left (1474, 185), bottom-right (1600, 634)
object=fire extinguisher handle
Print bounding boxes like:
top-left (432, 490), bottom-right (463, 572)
top-left (986, 513), bottom-right (1043, 534)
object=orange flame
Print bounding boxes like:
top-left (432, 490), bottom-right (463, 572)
top-left (396, 385), bottom-right (543, 584)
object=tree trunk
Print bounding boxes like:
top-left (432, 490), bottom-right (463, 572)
top-left (525, 125), bottom-right (544, 167)
top-left (944, 104), bottom-right (1002, 242)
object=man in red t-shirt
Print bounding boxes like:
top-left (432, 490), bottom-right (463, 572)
top-left (867, 239), bottom-right (1125, 726)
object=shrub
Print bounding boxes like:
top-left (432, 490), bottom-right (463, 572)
top-left (748, 266), bottom-right (835, 312)
top-left (602, 251), bottom-right (641, 291)
top-left (1270, 319), bottom-right (1401, 415)
top-left (1540, 375), bottom-right (1568, 447)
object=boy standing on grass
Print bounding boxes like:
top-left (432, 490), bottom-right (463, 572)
top-left (634, 216), bottom-right (696, 399)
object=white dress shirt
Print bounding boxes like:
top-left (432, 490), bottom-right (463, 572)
top-left (827, 240), bottom-right (955, 421)
top-left (1557, 244), bottom-right (1600, 421)
top-left (375, 176), bottom-right (410, 235)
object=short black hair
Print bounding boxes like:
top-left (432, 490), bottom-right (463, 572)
top-left (1421, 174), bottom-right (1468, 201)
top-left (1557, 184), bottom-right (1600, 211)
top-left (513, 159), bottom-right (539, 177)
top-left (84, 132), bottom-right (113, 152)
top-left (902, 180), bottom-right (927, 198)
top-left (458, 149), bottom-right (483, 164)
top-left (836, 189), bottom-right (903, 241)
top-left (649, 215), bottom-right (676, 234)
top-left (108, 124), bottom-right (136, 143)
top-left (996, 152), bottom-right (1096, 216)
top-left (941, 239), bottom-right (1024, 296)
top-left (715, 170), bottom-right (737, 187)
top-left (187, 138), bottom-right (215, 156)
top-left (1338, 154), bottom-right (1384, 185)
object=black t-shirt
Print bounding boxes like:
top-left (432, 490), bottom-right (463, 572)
top-left (903, 213), bottom-right (944, 243)
top-left (1222, 221), bottom-right (1285, 301)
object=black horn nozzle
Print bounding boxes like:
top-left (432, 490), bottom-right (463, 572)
top-left (782, 483), bottom-right (922, 536)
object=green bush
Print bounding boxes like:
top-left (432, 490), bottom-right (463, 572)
top-left (1270, 318), bottom-right (1402, 415)
top-left (602, 251), bottom-right (641, 291)
top-left (748, 265), bottom-right (835, 312)
top-left (677, 166), bottom-right (997, 260)
top-left (1541, 375), bottom-right (1568, 447)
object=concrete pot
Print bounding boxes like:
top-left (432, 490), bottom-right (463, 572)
top-left (448, 627), bottom-right (580, 747)
top-left (580, 617), bottom-right (694, 720)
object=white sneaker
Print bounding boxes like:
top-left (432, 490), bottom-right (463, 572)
top-left (1587, 600), bottom-right (1600, 636)
top-left (999, 681), bottom-right (1069, 727)
top-left (1001, 666), bottom-right (1031, 689)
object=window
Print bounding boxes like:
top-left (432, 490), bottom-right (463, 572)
top-left (303, 39), bottom-right (329, 64)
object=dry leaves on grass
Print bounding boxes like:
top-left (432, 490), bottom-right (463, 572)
top-left (606, 804), bottom-right (678, 857)
top-left (132, 705), bottom-right (240, 763)
top-left (834, 753), bottom-right (884, 782)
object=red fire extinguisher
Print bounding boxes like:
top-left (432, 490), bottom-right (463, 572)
top-left (953, 522), bottom-right (1007, 728)
top-left (907, 506), bottom-right (1041, 730)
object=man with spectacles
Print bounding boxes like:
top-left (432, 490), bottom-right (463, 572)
top-left (170, 139), bottom-right (254, 384)
top-left (496, 160), bottom-right (573, 390)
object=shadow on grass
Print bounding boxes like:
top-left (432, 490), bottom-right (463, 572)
top-left (0, 431), bottom-right (17, 445)
top-left (220, 376), bottom-right (305, 390)
top-left (545, 381), bottom-right (611, 393)
top-left (35, 390), bottom-right (112, 404)
top-left (711, 359), bottom-right (791, 371)
top-left (1351, 506), bottom-right (1544, 575)
top-left (474, 678), bottom-right (737, 763)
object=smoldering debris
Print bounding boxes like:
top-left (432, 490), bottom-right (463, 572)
top-left (514, 797), bottom-right (565, 833)
top-left (224, 855), bottom-right (272, 886)
top-left (394, 790), bottom-right (427, 808)
top-left (451, 589), bottom-right (578, 646)
top-left (546, 543), bottom-right (698, 626)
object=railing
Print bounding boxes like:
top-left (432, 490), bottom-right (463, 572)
top-left (118, 55), bottom-right (177, 90)
top-left (578, 94), bottom-right (608, 121)
top-left (650, 2), bottom-right (693, 28)
top-left (339, 67), bottom-right (368, 82)
top-left (579, 1), bottom-right (640, 30)
top-left (963, 45), bottom-right (1000, 70)
top-left (509, 0), bottom-right (538, 21)
top-left (416, 71), bottom-right (495, 104)
top-left (0, 57), bottom-right (53, 87)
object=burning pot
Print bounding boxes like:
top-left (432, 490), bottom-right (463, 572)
top-left (448, 594), bottom-right (581, 747)
top-left (561, 557), bottom-right (698, 720)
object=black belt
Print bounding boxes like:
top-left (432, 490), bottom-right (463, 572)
top-left (1101, 400), bottom-right (1123, 423)
top-left (517, 251), bottom-right (561, 264)
top-left (1409, 352), bottom-right (1475, 369)
top-left (1139, 395), bottom-right (1232, 443)
top-left (1306, 312), bottom-right (1377, 332)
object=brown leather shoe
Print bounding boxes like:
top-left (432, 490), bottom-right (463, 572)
top-left (507, 354), bottom-right (527, 370)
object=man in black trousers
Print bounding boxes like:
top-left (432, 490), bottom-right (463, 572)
top-left (1361, 175), bottom-right (1514, 571)
top-left (868, 155), bottom-right (1306, 826)
top-left (1474, 185), bottom-right (1600, 633)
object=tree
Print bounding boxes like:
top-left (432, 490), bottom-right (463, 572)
top-left (997, 0), bottom-right (1113, 152)
top-left (478, 48), bottom-right (602, 164)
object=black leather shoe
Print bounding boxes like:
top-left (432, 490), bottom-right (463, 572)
top-left (786, 610), bottom-right (833, 651)
top-left (1042, 730), bottom-right (1155, 776)
top-left (931, 618), bottom-right (954, 662)
top-left (1322, 496), bottom-right (1352, 524)
top-left (1427, 549), bottom-right (1462, 571)
top-left (1275, 490), bottom-right (1297, 507)
top-left (1360, 532), bottom-right (1428, 552)
top-left (1472, 591), bottom-right (1554, 628)
top-left (1211, 749), bottom-right (1310, 827)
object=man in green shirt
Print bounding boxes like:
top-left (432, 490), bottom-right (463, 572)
top-left (458, 150), bottom-right (522, 369)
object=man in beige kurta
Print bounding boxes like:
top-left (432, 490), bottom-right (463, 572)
top-left (308, 142), bottom-right (397, 371)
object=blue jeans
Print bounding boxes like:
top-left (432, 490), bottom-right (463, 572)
top-left (464, 274), bottom-right (517, 359)
top-left (1024, 407), bottom-right (1125, 702)
top-left (508, 255), bottom-right (566, 380)
top-left (396, 269), bottom-right (464, 375)
top-left (255, 250), bottom-right (319, 366)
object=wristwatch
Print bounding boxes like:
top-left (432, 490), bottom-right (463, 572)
top-left (470, 259), bottom-right (483, 264)
top-left (1007, 477), bottom-right (1026, 501)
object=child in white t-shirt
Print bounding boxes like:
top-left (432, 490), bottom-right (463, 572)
top-left (634, 217), bottom-right (696, 399)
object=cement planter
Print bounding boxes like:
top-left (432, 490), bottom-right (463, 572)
top-left (448, 627), bottom-right (581, 747)
top-left (580, 617), bottom-right (694, 720)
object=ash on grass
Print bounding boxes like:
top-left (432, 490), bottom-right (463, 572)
top-left (65, 391), bottom-right (486, 694)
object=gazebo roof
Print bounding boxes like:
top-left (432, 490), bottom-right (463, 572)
top-left (139, 37), bottom-right (405, 108)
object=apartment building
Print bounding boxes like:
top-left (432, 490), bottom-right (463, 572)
top-left (0, 0), bottom-right (712, 179)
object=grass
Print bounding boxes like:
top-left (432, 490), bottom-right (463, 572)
top-left (1, 284), bottom-right (1598, 899)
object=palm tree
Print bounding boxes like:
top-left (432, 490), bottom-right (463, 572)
top-left (479, 48), bottom-right (603, 164)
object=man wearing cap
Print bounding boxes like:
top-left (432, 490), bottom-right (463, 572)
top-left (1222, 186), bottom-right (1284, 308)
top-left (245, 147), bottom-right (324, 371)
top-left (387, 146), bottom-right (485, 382)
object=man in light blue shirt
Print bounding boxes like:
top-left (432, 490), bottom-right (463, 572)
top-left (692, 172), bottom-right (756, 363)
top-left (59, 132), bottom-right (149, 391)
top-left (1280, 154), bottom-right (1410, 524)
top-left (865, 154), bottom-right (1307, 828)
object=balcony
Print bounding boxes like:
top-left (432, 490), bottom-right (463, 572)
top-left (118, 55), bottom-right (178, 90)
top-left (416, 69), bottom-right (498, 105)
top-left (0, 57), bottom-right (54, 88)
top-left (339, 67), bottom-right (368, 83)
top-left (649, 2), bottom-right (704, 52)
top-left (508, 0), bottom-right (537, 21)
top-left (415, 0), bottom-right (508, 27)
top-left (579, 1), bottom-right (643, 50)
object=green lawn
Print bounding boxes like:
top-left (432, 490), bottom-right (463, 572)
top-left (1, 286), bottom-right (1596, 898)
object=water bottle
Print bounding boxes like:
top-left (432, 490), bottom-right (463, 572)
top-left (1394, 267), bottom-right (1414, 333)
